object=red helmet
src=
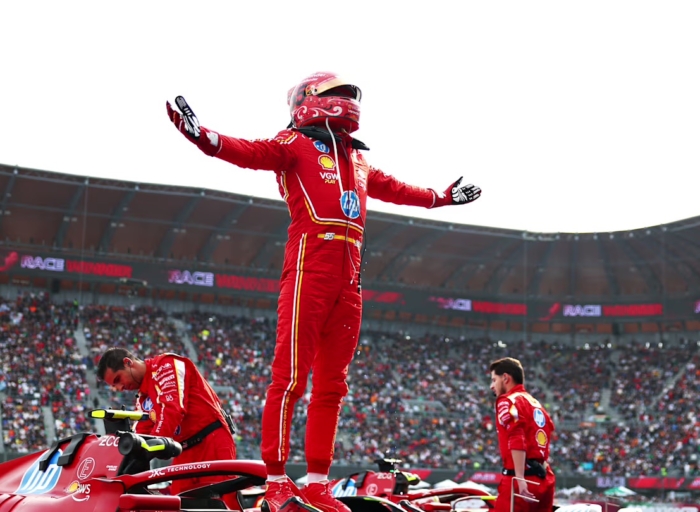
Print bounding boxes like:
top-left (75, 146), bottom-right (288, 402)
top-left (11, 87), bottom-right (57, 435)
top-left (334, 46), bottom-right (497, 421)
top-left (287, 72), bottom-right (362, 133)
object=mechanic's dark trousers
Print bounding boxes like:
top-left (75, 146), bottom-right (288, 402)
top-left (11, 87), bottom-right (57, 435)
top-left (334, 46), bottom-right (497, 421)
top-left (170, 427), bottom-right (238, 509)
top-left (494, 465), bottom-right (555, 512)
top-left (261, 270), bottom-right (362, 476)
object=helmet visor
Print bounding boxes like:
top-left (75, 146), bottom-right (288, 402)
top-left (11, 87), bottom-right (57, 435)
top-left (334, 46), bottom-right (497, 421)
top-left (318, 84), bottom-right (362, 102)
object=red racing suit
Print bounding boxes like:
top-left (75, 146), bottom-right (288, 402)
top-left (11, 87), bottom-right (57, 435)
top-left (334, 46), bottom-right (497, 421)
top-left (494, 384), bottom-right (556, 512)
top-left (135, 353), bottom-right (237, 500)
top-left (207, 128), bottom-right (452, 476)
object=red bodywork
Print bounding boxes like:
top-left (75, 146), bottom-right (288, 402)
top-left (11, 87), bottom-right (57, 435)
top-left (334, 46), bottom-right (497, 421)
top-left (0, 421), bottom-right (567, 512)
top-left (0, 427), bottom-right (269, 512)
top-left (328, 464), bottom-right (494, 512)
top-left (0, 431), bottom-right (492, 512)
top-left (327, 463), bottom-right (600, 512)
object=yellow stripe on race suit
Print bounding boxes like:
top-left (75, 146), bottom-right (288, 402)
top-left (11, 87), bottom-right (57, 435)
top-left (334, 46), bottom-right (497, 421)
top-left (302, 197), bottom-right (364, 233)
top-left (317, 233), bottom-right (362, 248)
top-left (278, 234), bottom-right (306, 459)
top-left (281, 173), bottom-right (292, 217)
top-left (280, 172), bottom-right (290, 202)
top-left (275, 132), bottom-right (297, 145)
top-left (296, 175), bottom-right (364, 233)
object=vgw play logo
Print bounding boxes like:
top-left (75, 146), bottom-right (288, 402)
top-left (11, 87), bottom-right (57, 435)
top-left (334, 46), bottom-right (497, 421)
top-left (15, 449), bottom-right (64, 495)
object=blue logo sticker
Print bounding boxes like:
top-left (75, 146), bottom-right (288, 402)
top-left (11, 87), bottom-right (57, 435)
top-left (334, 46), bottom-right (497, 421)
top-left (534, 408), bottom-right (546, 428)
top-left (332, 478), bottom-right (357, 497)
top-left (340, 191), bottom-right (360, 219)
top-left (314, 140), bottom-right (330, 153)
top-left (174, 425), bottom-right (181, 436)
top-left (142, 397), bottom-right (153, 411)
top-left (16, 449), bottom-right (64, 495)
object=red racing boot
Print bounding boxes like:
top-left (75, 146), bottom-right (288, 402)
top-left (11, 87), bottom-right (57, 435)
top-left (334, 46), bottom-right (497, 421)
top-left (262, 478), bottom-right (308, 512)
top-left (303, 482), bottom-right (351, 512)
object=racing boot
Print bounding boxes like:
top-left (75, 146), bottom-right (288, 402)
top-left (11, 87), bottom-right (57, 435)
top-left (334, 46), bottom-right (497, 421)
top-left (260, 478), bottom-right (301, 512)
top-left (262, 478), bottom-right (315, 512)
top-left (303, 481), bottom-right (351, 512)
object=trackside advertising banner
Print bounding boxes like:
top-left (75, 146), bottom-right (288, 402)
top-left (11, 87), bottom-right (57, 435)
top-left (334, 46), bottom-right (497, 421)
top-left (427, 295), bottom-right (669, 321)
top-left (3, 250), bottom-right (699, 320)
top-left (3, 251), bottom-right (408, 307)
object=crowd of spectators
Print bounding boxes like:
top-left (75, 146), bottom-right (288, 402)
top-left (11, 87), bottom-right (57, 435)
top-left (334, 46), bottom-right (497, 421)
top-left (1, 293), bottom-right (699, 478)
top-left (0, 292), bottom-right (91, 452)
top-left (609, 340), bottom-right (695, 419)
top-left (1, 395), bottom-right (45, 453)
top-left (539, 345), bottom-right (612, 422)
top-left (630, 350), bottom-right (700, 476)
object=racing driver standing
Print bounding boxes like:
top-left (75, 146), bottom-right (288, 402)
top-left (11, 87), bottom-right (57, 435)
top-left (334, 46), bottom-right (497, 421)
top-left (166, 71), bottom-right (482, 512)
top-left (489, 357), bottom-right (556, 512)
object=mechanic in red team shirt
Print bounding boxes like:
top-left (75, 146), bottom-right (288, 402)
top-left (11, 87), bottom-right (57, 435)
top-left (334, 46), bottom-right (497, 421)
top-left (97, 347), bottom-right (238, 506)
top-left (489, 357), bottom-right (556, 512)
top-left (166, 71), bottom-right (482, 512)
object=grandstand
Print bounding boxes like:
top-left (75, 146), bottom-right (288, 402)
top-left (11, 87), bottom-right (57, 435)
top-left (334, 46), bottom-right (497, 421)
top-left (1, 163), bottom-right (699, 500)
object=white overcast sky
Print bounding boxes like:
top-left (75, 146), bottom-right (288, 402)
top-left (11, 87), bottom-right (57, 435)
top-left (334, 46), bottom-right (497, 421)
top-left (1, 1), bottom-right (698, 234)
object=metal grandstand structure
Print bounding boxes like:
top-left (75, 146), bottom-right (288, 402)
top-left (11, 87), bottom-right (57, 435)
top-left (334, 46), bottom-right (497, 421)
top-left (2, 163), bottom-right (700, 335)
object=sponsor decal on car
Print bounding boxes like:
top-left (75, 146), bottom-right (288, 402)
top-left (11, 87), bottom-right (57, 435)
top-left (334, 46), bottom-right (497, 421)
top-left (15, 449), bottom-right (64, 495)
top-left (332, 478), bottom-right (358, 497)
top-left (67, 480), bottom-right (91, 502)
top-left (76, 457), bottom-right (95, 480)
top-left (98, 435), bottom-right (119, 447)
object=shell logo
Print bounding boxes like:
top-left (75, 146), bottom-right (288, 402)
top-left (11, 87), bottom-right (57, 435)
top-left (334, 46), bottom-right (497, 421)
top-left (535, 429), bottom-right (548, 447)
top-left (149, 410), bottom-right (157, 423)
top-left (318, 155), bottom-right (336, 170)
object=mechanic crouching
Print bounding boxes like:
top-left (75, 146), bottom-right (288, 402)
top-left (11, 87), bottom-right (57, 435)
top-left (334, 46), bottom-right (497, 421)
top-left (98, 347), bottom-right (238, 508)
top-left (489, 357), bottom-right (556, 512)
